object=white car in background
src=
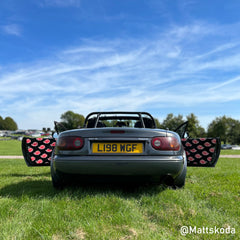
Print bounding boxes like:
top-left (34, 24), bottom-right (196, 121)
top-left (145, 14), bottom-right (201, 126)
top-left (231, 145), bottom-right (240, 150)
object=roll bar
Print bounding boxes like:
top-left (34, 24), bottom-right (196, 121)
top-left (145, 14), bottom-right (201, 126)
top-left (83, 111), bottom-right (156, 128)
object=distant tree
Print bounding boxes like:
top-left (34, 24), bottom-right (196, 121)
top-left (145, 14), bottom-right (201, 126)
top-left (0, 117), bottom-right (18, 130)
top-left (186, 113), bottom-right (206, 138)
top-left (60, 111), bottom-right (85, 130)
top-left (161, 113), bottom-right (185, 131)
top-left (207, 116), bottom-right (240, 144)
top-left (42, 127), bottom-right (51, 132)
top-left (208, 116), bottom-right (227, 143)
top-left (227, 119), bottom-right (240, 144)
top-left (0, 116), bottom-right (3, 130)
top-left (154, 118), bottom-right (161, 128)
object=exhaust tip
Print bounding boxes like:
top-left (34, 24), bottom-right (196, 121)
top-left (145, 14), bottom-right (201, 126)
top-left (161, 174), bottom-right (174, 186)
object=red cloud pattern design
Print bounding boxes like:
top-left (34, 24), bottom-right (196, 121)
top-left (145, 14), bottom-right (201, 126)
top-left (22, 137), bottom-right (56, 166)
top-left (181, 138), bottom-right (220, 167)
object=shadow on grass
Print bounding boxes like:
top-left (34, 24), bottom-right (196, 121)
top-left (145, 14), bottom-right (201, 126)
top-left (1, 173), bottom-right (50, 178)
top-left (0, 178), bottom-right (167, 199)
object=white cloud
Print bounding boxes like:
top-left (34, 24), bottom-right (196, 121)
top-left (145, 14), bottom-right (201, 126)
top-left (1, 22), bottom-right (240, 129)
top-left (1, 24), bottom-right (22, 36)
top-left (40, 0), bottom-right (81, 7)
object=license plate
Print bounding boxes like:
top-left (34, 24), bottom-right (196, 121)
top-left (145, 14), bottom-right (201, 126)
top-left (92, 142), bottom-right (143, 154)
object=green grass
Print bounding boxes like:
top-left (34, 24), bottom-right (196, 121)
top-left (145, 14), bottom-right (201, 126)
top-left (220, 149), bottom-right (240, 155)
top-left (0, 139), bottom-right (22, 155)
top-left (0, 158), bottom-right (239, 239)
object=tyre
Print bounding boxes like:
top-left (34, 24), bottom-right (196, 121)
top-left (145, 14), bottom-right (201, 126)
top-left (173, 153), bottom-right (187, 189)
top-left (50, 161), bottom-right (65, 189)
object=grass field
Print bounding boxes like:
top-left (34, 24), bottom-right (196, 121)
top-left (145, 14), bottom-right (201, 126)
top-left (0, 139), bottom-right (22, 155)
top-left (220, 149), bottom-right (240, 155)
top-left (0, 157), bottom-right (239, 239)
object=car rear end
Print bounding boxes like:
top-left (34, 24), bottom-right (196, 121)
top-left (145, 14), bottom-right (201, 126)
top-left (51, 127), bottom-right (186, 186)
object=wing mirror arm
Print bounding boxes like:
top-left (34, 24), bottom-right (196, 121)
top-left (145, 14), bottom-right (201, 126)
top-left (54, 121), bottom-right (59, 134)
top-left (174, 121), bottom-right (189, 139)
top-left (54, 121), bottom-right (67, 134)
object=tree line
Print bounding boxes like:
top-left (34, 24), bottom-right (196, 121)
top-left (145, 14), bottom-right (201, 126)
top-left (155, 113), bottom-right (240, 144)
top-left (59, 111), bottom-right (240, 144)
top-left (1, 111), bottom-right (239, 144)
top-left (0, 116), bottom-right (18, 131)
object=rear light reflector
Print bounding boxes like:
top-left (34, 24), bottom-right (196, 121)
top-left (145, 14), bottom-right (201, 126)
top-left (151, 136), bottom-right (180, 151)
top-left (57, 136), bottom-right (84, 150)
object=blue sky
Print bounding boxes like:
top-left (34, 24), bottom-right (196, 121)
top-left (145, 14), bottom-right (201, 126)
top-left (1, 0), bottom-right (240, 130)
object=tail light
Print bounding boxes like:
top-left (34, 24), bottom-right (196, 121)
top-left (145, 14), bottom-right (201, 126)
top-left (151, 136), bottom-right (180, 151)
top-left (57, 136), bottom-right (84, 150)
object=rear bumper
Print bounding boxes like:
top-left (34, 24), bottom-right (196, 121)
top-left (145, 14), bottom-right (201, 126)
top-left (53, 155), bottom-right (185, 178)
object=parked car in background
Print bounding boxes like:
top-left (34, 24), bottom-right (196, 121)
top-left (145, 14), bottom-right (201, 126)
top-left (231, 145), bottom-right (240, 150)
top-left (221, 144), bottom-right (232, 149)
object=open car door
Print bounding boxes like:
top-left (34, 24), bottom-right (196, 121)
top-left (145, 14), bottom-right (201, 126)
top-left (181, 137), bottom-right (221, 167)
top-left (174, 122), bottom-right (221, 167)
top-left (22, 137), bottom-right (56, 166)
top-left (22, 121), bottom-right (62, 166)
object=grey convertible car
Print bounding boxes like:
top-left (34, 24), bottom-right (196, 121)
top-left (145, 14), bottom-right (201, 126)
top-left (22, 111), bottom-right (220, 189)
